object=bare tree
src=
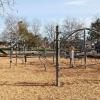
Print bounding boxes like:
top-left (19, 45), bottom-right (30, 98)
top-left (44, 23), bottom-right (57, 63)
top-left (61, 18), bottom-right (83, 37)
top-left (60, 18), bottom-right (84, 50)
top-left (44, 23), bottom-right (56, 43)
top-left (0, 0), bottom-right (14, 14)
top-left (31, 19), bottom-right (42, 47)
top-left (32, 19), bottom-right (41, 35)
top-left (0, 0), bottom-right (15, 41)
top-left (2, 15), bottom-right (18, 42)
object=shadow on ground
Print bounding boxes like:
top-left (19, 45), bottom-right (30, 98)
top-left (0, 81), bottom-right (56, 87)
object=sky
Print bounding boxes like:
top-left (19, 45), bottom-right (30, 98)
top-left (14, 0), bottom-right (100, 24)
top-left (0, 0), bottom-right (100, 32)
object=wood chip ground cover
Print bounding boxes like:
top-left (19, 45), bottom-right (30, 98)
top-left (0, 57), bottom-right (99, 100)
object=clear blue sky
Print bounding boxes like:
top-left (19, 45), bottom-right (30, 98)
top-left (0, 0), bottom-right (100, 32)
top-left (15, 0), bottom-right (100, 24)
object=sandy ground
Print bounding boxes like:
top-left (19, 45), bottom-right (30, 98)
top-left (0, 57), bottom-right (100, 100)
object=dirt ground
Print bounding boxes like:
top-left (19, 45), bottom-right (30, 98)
top-left (0, 57), bottom-right (100, 100)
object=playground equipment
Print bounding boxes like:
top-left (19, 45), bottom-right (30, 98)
top-left (0, 49), bottom-right (7, 57)
top-left (0, 26), bottom-right (100, 87)
top-left (8, 37), bottom-right (51, 70)
top-left (54, 26), bottom-right (100, 86)
top-left (38, 50), bottom-right (47, 71)
top-left (9, 38), bottom-right (27, 68)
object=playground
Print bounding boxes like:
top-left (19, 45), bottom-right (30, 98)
top-left (0, 56), bottom-right (99, 100)
top-left (0, 27), bottom-right (99, 99)
top-left (0, 0), bottom-right (100, 99)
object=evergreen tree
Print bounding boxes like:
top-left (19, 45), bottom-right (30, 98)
top-left (89, 18), bottom-right (100, 41)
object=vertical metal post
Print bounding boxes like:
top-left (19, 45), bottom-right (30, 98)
top-left (44, 38), bottom-right (46, 71)
top-left (22, 41), bottom-right (24, 64)
top-left (84, 29), bottom-right (87, 68)
top-left (10, 37), bottom-right (12, 68)
top-left (24, 43), bottom-right (27, 66)
top-left (55, 25), bottom-right (60, 86)
top-left (15, 44), bottom-right (18, 66)
top-left (10, 47), bottom-right (13, 68)
top-left (22, 41), bottom-right (26, 66)
top-left (53, 40), bottom-right (55, 63)
top-left (44, 38), bottom-right (46, 58)
top-left (53, 32), bottom-right (56, 64)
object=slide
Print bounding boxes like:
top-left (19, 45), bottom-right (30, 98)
top-left (0, 49), bottom-right (7, 56)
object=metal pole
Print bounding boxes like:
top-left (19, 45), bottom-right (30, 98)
top-left (24, 43), bottom-right (27, 66)
top-left (15, 44), bottom-right (18, 66)
top-left (53, 32), bottom-right (56, 64)
top-left (53, 40), bottom-right (55, 63)
top-left (84, 29), bottom-right (87, 68)
top-left (55, 25), bottom-right (60, 86)
top-left (21, 41), bottom-right (24, 64)
top-left (44, 39), bottom-right (46, 71)
top-left (10, 47), bottom-right (13, 68)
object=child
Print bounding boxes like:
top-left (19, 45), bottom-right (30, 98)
top-left (70, 46), bottom-right (75, 68)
